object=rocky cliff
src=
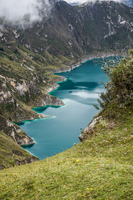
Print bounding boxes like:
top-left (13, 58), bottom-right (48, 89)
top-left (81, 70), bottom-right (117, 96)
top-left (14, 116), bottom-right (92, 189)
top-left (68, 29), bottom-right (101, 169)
top-left (0, 115), bottom-right (35, 146)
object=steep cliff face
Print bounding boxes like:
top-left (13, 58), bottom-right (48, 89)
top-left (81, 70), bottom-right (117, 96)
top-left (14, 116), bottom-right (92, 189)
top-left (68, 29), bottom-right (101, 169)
top-left (16, 1), bottom-right (133, 57)
top-left (0, 75), bottom-right (46, 122)
top-left (52, 1), bottom-right (133, 52)
top-left (0, 72), bottom-right (64, 122)
top-left (0, 115), bottom-right (35, 146)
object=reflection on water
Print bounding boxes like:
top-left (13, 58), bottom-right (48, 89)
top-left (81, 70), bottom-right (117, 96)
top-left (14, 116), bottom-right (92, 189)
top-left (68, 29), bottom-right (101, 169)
top-left (71, 91), bottom-right (99, 99)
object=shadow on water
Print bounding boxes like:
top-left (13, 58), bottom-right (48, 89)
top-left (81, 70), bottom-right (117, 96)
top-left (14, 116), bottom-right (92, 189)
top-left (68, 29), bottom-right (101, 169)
top-left (57, 80), bottom-right (99, 91)
top-left (33, 105), bottom-right (61, 113)
top-left (22, 143), bottom-right (35, 148)
top-left (14, 121), bottom-right (25, 126)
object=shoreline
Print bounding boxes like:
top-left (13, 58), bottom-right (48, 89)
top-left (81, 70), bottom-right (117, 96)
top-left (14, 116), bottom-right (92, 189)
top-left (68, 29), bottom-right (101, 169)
top-left (56, 52), bottom-right (117, 73)
top-left (47, 52), bottom-right (119, 97)
top-left (17, 51), bottom-right (121, 151)
top-left (17, 52), bottom-right (120, 125)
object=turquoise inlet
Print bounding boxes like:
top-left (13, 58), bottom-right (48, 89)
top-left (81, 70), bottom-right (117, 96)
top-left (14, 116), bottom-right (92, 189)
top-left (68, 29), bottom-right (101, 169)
top-left (20, 58), bottom-right (109, 160)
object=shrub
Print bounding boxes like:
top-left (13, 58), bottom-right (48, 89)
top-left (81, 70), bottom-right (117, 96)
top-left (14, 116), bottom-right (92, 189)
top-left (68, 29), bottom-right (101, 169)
top-left (98, 50), bottom-right (133, 108)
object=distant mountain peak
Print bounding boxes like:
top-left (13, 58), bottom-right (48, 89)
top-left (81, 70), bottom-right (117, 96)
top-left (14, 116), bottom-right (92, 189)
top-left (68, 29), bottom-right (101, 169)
top-left (67, 0), bottom-right (133, 7)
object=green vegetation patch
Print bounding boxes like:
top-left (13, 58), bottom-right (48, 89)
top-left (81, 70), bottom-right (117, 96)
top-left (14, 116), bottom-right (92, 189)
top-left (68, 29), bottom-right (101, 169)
top-left (0, 110), bottom-right (132, 199)
top-left (97, 51), bottom-right (133, 109)
top-left (0, 131), bottom-right (34, 169)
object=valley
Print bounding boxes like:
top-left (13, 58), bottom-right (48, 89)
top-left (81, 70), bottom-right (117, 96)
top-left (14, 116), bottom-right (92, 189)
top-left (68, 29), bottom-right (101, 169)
top-left (0, 1), bottom-right (133, 199)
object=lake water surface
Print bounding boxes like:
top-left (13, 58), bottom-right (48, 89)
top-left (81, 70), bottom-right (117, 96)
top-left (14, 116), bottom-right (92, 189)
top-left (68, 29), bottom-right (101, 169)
top-left (20, 58), bottom-right (108, 159)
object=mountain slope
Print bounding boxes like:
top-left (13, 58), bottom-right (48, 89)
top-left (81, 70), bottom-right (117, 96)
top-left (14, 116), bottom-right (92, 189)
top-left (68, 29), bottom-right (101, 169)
top-left (0, 48), bottom-right (133, 199)
top-left (0, 100), bottom-right (132, 199)
top-left (0, 0), bottom-right (133, 168)
top-left (0, 0), bottom-right (133, 121)
top-left (17, 1), bottom-right (133, 56)
top-left (0, 130), bottom-right (38, 169)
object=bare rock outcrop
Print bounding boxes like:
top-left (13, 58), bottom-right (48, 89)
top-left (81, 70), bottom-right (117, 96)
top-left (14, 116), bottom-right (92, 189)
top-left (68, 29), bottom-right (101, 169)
top-left (0, 115), bottom-right (36, 146)
top-left (79, 116), bottom-right (101, 142)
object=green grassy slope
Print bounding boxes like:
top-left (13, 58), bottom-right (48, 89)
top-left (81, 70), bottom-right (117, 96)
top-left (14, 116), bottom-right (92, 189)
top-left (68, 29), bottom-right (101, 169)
top-left (0, 107), bottom-right (132, 199)
top-left (1, 51), bottom-right (133, 199)
top-left (0, 130), bottom-right (38, 169)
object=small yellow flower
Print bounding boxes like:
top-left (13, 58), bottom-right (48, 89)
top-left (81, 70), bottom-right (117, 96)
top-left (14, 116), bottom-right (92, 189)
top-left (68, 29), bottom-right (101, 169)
top-left (90, 188), bottom-right (93, 190)
top-left (86, 188), bottom-right (89, 190)
top-left (76, 159), bottom-right (79, 162)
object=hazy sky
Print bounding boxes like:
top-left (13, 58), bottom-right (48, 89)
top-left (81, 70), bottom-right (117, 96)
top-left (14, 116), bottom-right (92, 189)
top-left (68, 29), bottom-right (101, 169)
top-left (65, 0), bottom-right (120, 3)
top-left (65, 0), bottom-right (87, 3)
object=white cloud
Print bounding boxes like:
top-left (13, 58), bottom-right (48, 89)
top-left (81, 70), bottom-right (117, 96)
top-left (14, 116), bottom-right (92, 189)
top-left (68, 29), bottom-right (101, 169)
top-left (0, 0), bottom-right (124, 26)
top-left (0, 0), bottom-right (51, 25)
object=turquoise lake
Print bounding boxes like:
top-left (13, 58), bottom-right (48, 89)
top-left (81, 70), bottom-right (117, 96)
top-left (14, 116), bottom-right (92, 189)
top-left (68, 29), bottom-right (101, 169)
top-left (20, 58), bottom-right (109, 160)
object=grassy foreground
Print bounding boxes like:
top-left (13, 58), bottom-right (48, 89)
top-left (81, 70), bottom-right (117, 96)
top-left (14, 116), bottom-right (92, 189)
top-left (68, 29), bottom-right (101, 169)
top-left (0, 106), bottom-right (133, 199)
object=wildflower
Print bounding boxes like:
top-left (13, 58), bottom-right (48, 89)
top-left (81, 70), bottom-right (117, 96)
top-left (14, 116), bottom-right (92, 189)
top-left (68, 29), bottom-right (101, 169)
top-left (86, 188), bottom-right (89, 190)
top-left (90, 188), bottom-right (93, 190)
top-left (76, 159), bottom-right (79, 162)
